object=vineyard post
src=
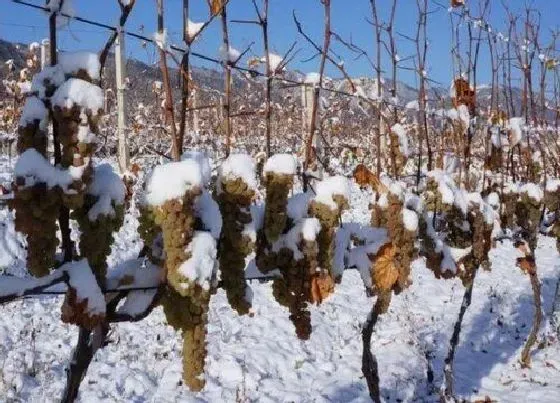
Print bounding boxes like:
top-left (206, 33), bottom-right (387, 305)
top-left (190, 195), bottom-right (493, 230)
top-left (48, 1), bottom-right (73, 262)
top-left (299, 0), bottom-right (331, 191)
top-left (192, 87), bottom-right (200, 134)
top-left (178, 0), bottom-right (190, 154)
top-left (415, 0), bottom-right (433, 189)
top-left (464, 0), bottom-right (490, 190)
top-left (40, 38), bottom-right (50, 70)
top-left (369, 0), bottom-right (383, 177)
top-left (253, 0), bottom-right (272, 157)
top-left (115, 28), bottom-right (130, 173)
top-left (220, 4), bottom-right (232, 157)
top-left (156, 0), bottom-right (180, 161)
top-left (386, 0), bottom-right (399, 178)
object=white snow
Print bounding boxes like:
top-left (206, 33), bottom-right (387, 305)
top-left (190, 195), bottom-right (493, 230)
top-left (447, 246), bottom-right (472, 270)
top-left (65, 259), bottom-right (106, 315)
top-left (19, 96), bottom-right (48, 129)
top-left (0, 267), bottom-right (65, 298)
top-left (218, 153), bottom-right (257, 192)
top-left (490, 126), bottom-right (503, 148)
top-left (59, 51), bottom-right (101, 80)
top-left (263, 153), bottom-right (297, 175)
top-left (389, 181), bottom-right (405, 199)
top-left (242, 203), bottom-right (264, 243)
top-left (377, 192), bottom-right (388, 208)
top-left (402, 209), bottom-right (418, 232)
top-left (301, 217), bottom-right (321, 242)
top-left (262, 53), bottom-right (284, 72)
top-left (405, 192), bottom-right (423, 213)
top-left (30, 65), bottom-right (65, 98)
top-left (546, 179), bottom-right (560, 192)
top-left (118, 289), bottom-right (158, 317)
top-left (15, 149), bottom-right (77, 189)
top-left (219, 44), bottom-right (241, 63)
top-left (144, 160), bottom-right (203, 206)
top-left (46, 0), bottom-right (75, 27)
top-left (178, 231), bottom-right (218, 291)
top-left (503, 181), bottom-right (519, 194)
top-left (313, 175), bottom-right (350, 210)
top-left (304, 72), bottom-right (321, 84)
top-left (406, 100), bottom-right (419, 111)
top-left (106, 259), bottom-right (162, 290)
top-left (87, 164), bottom-right (126, 221)
top-left (519, 183), bottom-right (544, 202)
top-left (194, 190), bottom-right (222, 239)
top-left (154, 29), bottom-right (169, 51)
top-left (271, 218), bottom-right (321, 260)
top-left (457, 104), bottom-right (470, 129)
top-left (427, 170), bottom-right (455, 205)
top-left (17, 81), bottom-right (31, 95)
top-left (391, 123), bottom-right (410, 157)
top-left (0, 210), bottom-right (26, 269)
top-left (344, 224), bottom-right (389, 288)
top-left (508, 117), bottom-right (526, 147)
top-left (446, 108), bottom-right (458, 121)
top-left (2, 153), bottom-right (560, 403)
top-left (486, 192), bottom-right (500, 208)
top-left (77, 125), bottom-right (96, 144)
top-left (181, 150), bottom-right (212, 186)
top-left (186, 19), bottom-right (204, 40)
top-left (51, 78), bottom-right (104, 114)
top-left (287, 192), bottom-right (311, 222)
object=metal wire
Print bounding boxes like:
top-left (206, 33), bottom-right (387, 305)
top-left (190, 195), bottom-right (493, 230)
top-left (11, 0), bottom-right (444, 109)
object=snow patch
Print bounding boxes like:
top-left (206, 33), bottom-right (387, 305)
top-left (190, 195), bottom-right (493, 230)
top-left (194, 190), bottom-right (222, 240)
top-left (402, 209), bottom-right (418, 232)
top-left (186, 19), bottom-right (204, 40)
top-left (144, 160), bottom-right (203, 206)
top-left (181, 150), bottom-right (212, 186)
top-left (66, 259), bottom-right (106, 315)
top-left (179, 231), bottom-right (218, 291)
top-left (519, 183), bottom-right (543, 202)
top-left (219, 44), bottom-right (241, 63)
top-left (314, 175), bottom-right (350, 210)
top-left (287, 192), bottom-right (311, 222)
top-left (264, 153), bottom-right (296, 176)
top-left (59, 51), bottom-right (100, 80)
top-left (19, 97), bottom-right (48, 129)
top-left (87, 164), bottom-right (126, 221)
top-left (391, 123), bottom-right (410, 157)
top-left (218, 154), bottom-right (257, 192)
top-left (15, 149), bottom-right (77, 189)
top-left (51, 78), bottom-right (103, 113)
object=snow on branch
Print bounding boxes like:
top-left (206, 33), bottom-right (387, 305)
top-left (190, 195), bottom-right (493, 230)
top-left (0, 268), bottom-right (68, 304)
top-left (1, 258), bottom-right (163, 305)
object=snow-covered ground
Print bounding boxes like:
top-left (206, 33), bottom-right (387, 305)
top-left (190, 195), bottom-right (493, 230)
top-left (1, 155), bottom-right (559, 402)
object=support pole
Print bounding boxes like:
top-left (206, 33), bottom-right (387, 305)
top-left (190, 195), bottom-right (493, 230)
top-left (115, 28), bottom-right (129, 173)
top-left (40, 39), bottom-right (50, 70)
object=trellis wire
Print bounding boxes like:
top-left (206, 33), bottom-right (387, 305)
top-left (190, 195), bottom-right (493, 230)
top-left (12, 0), bottom-right (446, 109)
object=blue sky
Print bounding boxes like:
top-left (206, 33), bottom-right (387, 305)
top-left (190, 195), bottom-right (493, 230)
top-left (2, 0), bottom-right (559, 88)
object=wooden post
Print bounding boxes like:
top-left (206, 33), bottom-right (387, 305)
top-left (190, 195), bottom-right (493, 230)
top-left (302, 84), bottom-right (322, 181)
top-left (40, 39), bottom-right (50, 70)
top-left (302, 85), bottom-right (314, 133)
top-left (221, 5), bottom-right (232, 157)
top-left (156, 0), bottom-right (180, 161)
top-left (115, 28), bottom-right (129, 173)
top-left (192, 88), bottom-right (200, 135)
